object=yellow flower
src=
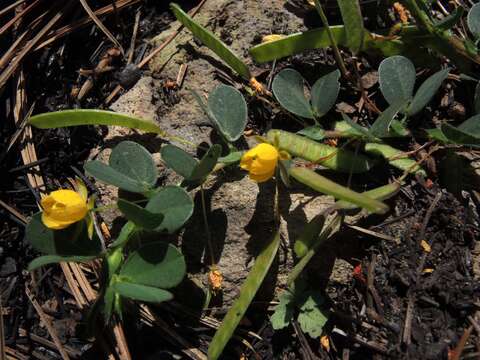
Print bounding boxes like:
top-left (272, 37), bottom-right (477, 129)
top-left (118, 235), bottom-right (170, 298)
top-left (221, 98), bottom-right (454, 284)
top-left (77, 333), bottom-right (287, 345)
top-left (240, 143), bottom-right (279, 183)
top-left (41, 189), bottom-right (88, 230)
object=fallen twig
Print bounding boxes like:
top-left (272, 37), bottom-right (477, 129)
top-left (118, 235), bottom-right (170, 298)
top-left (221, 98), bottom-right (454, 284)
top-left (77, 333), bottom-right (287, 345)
top-left (78, 0), bottom-right (124, 53)
top-left (104, 0), bottom-right (208, 104)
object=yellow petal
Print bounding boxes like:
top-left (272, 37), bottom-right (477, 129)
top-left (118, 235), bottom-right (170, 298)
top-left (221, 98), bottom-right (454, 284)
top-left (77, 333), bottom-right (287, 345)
top-left (41, 212), bottom-right (73, 230)
top-left (241, 143), bottom-right (279, 183)
top-left (41, 189), bottom-right (88, 229)
top-left (249, 169), bottom-right (275, 183)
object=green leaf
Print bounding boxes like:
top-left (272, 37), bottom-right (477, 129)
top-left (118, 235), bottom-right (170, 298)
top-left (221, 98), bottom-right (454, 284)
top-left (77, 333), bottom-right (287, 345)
top-left (112, 282), bottom-right (173, 303)
top-left (435, 6), bottom-right (464, 31)
top-left (378, 56), bottom-right (416, 106)
top-left (341, 114), bottom-right (378, 142)
top-left (272, 69), bottom-right (314, 119)
top-left (474, 82), bottom-right (480, 114)
top-left (208, 85), bottom-right (248, 142)
top-left (267, 129), bottom-right (376, 173)
top-left (458, 114), bottom-right (480, 135)
top-left (120, 242), bottom-right (186, 288)
top-left (208, 230), bottom-right (281, 360)
top-left (160, 144), bottom-right (198, 179)
top-left (289, 167), bottom-right (388, 214)
top-left (25, 213), bottom-right (102, 256)
top-left (334, 118), bottom-right (408, 140)
top-left (370, 100), bottom-right (408, 138)
top-left (298, 292), bottom-right (328, 338)
top-left (249, 26), bottom-right (428, 64)
top-left (102, 287), bottom-right (115, 323)
top-left (389, 119), bottom-right (410, 137)
top-left (28, 109), bottom-right (166, 135)
top-left (109, 141), bottom-right (157, 188)
top-left (270, 291), bottom-right (295, 330)
top-left (441, 122), bottom-right (480, 147)
top-left (84, 160), bottom-right (148, 193)
top-left (250, 26), bottom-right (348, 63)
top-left (310, 70), bottom-right (341, 117)
top-left (110, 222), bottom-right (137, 248)
top-left (146, 186), bottom-right (194, 233)
top-left (287, 215), bottom-right (342, 286)
top-left (191, 89), bottom-right (214, 119)
top-left (297, 125), bottom-right (325, 141)
top-left (170, 3), bottom-right (250, 79)
top-left (294, 214), bottom-right (325, 258)
top-left (364, 143), bottom-right (427, 176)
top-left (85, 141), bottom-right (157, 194)
top-left (468, 3), bottom-right (480, 38)
top-left (337, 0), bottom-right (364, 54)
top-left (28, 255), bottom-right (97, 271)
top-left (189, 144), bottom-right (222, 181)
top-left (408, 68), bottom-right (449, 116)
top-left (117, 199), bottom-right (165, 230)
top-left (219, 151), bottom-right (243, 165)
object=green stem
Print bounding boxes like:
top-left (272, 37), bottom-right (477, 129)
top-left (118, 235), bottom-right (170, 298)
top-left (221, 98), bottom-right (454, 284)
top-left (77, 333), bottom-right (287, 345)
top-left (401, 0), bottom-right (480, 65)
top-left (314, 0), bottom-right (348, 77)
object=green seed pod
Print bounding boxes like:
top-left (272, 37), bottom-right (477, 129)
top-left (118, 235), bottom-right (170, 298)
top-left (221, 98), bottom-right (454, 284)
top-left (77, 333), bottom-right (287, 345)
top-left (267, 129), bottom-right (376, 173)
top-left (290, 167), bottom-right (388, 214)
top-left (364, 143), bottom-right (426, 176)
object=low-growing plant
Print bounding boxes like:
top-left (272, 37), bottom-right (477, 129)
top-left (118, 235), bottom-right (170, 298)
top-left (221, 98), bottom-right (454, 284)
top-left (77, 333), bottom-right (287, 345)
top-left (25, 141), bottom-right (193, 322)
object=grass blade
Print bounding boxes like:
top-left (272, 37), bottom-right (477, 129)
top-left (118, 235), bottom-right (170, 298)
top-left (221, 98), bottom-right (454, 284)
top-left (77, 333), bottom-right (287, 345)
top-left (208, 230), bottom-right (281, 359)
top-left (250, 26), bottom-right (348, 63)
top-left (289, 167), bottom-right (388, 214)
top-left (29, 109), bottom-right (166, 135)
top-left (337, 0), bottom-right (364, 54)
top-left (249, 26), bottom-right (414, 64)
top-left (171, 3), bottom-right (250, 79)
top-left (287, 214), bottom-right (342, 286)
top-left (28, 255), bottom-right (97, 271)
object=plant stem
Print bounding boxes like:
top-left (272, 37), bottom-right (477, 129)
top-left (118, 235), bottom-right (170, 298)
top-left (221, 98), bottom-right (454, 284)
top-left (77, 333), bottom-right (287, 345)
top-left (314, 0), bottom-right (348, 78)
top-left (400, 0), bottom-right (480, 65)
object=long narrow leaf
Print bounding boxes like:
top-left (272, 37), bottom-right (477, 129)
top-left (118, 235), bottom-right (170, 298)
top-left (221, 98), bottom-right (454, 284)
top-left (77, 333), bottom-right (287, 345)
top-left (290, 167), bottom-right (388, 214)
top-left (208, 230), bottom-right (281, 360)
top-left (28, 255), bottom-right (97, 271)
top-left (250, 26), bottom-right (348, 63)
top-left (369, 100), bottom-right (408, 138)
top-left (337, 0), bottom-right (364, 54)
top-left (287, 215), bottom-right (342, 286)
top-left (249, 26), bottom-right (415, 63)
top-left (29, 109), bottom-right (166, 135)
top-left (171, 3), bottom-right (250, 79)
